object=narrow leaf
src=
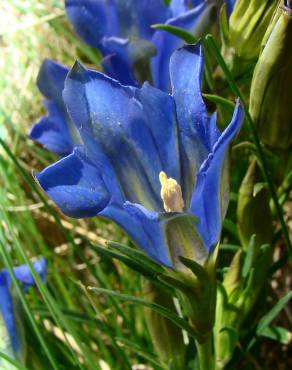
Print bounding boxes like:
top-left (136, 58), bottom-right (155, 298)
top-left (203, 94), bottom-right (235, 113)
top-left (258, 326), bottom-right (291, 344)
top-left (242, 235), bottom-right (257, 278)
top-left (151, 24), bottom-right (197, 43)
top-left (88, 287), bottom-right (196, 338)
top-left (257, 291), bottom-right (292, 334)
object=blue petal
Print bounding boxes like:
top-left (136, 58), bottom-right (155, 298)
top-left (132, 0), bottom-right (170, 40)
top-left (169, 44), bottom-right (210, 205)
top-left (63, 62), bottom-right (177, 210)
top-left (36, 147), bottom-right (112, 218)
top-left (65, 0), bottom-right (117, 50)
top-left (190, 101), bottom-right (244, 251)
top-left (151, 2), bottom-right (207, 92)
top-left (122, 203), bottom-right (208, 268)
top-left (30, 59), bottom-right (81, 156)
top-left (0, 271), bottom-right (19, 354)
top-left (226, 0), bottom-right (236, 17)
top-left (134, 82), bottom-right (180, 181)
top-left (66, 0), bottom-right (170, 63)
top-left (30, 101), bottom-right (75, 156)
top-left (36, 59), bottom-right (68, 106)
top-left (123, 202), bottom-right (172, 266)
top-left (101, 54), bottom-right (138, 86)
top-left (191, 0), bottom-right (204, 6)
top-left (13, 259), bottom-right (47, 288)
top-left (0, 259), bottom-right (47, 354)
top-left (170, 0), bottom-right (188, 16)
top-left (36, 147), bottom-right (171, 265)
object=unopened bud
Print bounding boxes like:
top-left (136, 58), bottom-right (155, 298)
top-left (142, 279), bottom-right (185, 369)
top-left (250, 1), bottom-right (292, 150)
top-left (237, 160), bottom-right (273, 249)
top-left (229, 0), bottom-right (277, 60)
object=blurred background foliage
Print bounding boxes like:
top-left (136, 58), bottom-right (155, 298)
top-left (0, 1), bottom-right (291, 370)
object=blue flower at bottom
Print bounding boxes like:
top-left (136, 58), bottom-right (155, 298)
top-left (36, 44), bottom-right (243, 269)
top-left (0, 259), bottom-right (47, 361)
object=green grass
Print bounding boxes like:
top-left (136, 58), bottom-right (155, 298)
top-left (0, 2), bottom-right (157, 369)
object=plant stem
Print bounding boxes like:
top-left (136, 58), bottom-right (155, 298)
top-left (196, 335), bottom-right (215, 370)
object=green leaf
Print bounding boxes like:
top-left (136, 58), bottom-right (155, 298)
top-left (179, 257), bottom-right (207, 281)
top-left (223, 219), bottom-right (239, 241)
top-left (203, 94), bottom-right (235, 114)
top-left (0, 352), bottom-right (30, 370)
top-left (88, 287), bottom-right (197, 338)
top-left (220, 244), bottom-right (240, 252)
top-left (90, 243), bottom-right (172, 293)
top-left (151, 24), bottom-right (197, 43)
top-left (219, 3), bottom-right (229, 47)
top-left (253, 182), bottom-right (268, 197)
top-left (258, 325), bottom-right (291, 344)
top-left (219, 326), bottom-right (239, 352)
top-left (242, 235), bottom-right (257, 278)
top-left (115, 337), bottom-right (167, 370)
top-left (256, 291), bottom-right (292, 334)
top-left (107, 241), bottom-right (164, 274)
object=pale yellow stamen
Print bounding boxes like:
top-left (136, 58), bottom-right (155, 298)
top-left (159, 171), bottom-right (184, 212)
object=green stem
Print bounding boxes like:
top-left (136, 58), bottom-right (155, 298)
top-left (196, 335), bottom-right (215, 370)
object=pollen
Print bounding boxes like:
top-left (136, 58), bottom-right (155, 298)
top-left (159, 171), bottom-right (184, 213)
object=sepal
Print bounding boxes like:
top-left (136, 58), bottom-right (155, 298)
top-left (162, 213), bottom-right (208, 271)
top-left (161, 245), bottom-right (218, 343)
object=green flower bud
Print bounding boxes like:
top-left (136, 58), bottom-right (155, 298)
top-left (250, 1), bottom-right (292, 150)
top-left (237, 160), bottom-right (273, 249)
top-left (142, 280), bottom-right (185, 369)
top-left (221, 0), bottom-right (277, 76)
top-left (229, 0), bottom-right (277, 60)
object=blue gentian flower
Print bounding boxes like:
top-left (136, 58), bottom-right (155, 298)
top-left (36, 44), bottom-right (243, 269)
top-left (30, 0), bottom-right (210, 156)
top-left (0, 259), bottom-right (47, 363)
top-left (29, 59), bottom-right (82, 156)
top-left (65, 0), bottom-right (210, 88)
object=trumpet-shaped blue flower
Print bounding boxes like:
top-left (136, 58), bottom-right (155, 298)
top-left (65, 0), bottom-right (210, 88)
top-left (29, 59), bottom-right (82, 156)
top-left (36, 44), bottom-right (243, 269)
top-left (30, 1), bottom-right (210, 156)
top-left (0, 259), bottom-right (47, 362)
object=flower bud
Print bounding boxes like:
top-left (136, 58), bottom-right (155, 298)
top-left (142, 280), bottom-right (185, 369)
top-left (229, 0), bottom-right (276, 60)
top-left (222, 0), bottom-right (277, 76)
top-left (237, 160), bottom-right (273, 249)
top-left (250, 1), bottom-right (292, 150)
